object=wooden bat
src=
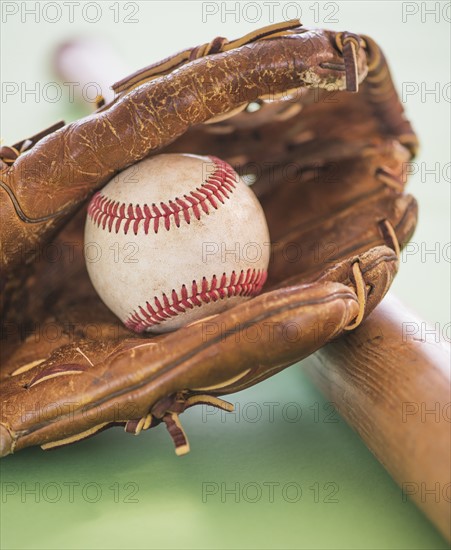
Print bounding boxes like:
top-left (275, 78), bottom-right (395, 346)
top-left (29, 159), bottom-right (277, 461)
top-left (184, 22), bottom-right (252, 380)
top-left (306, 294), bottom-right (450, 541)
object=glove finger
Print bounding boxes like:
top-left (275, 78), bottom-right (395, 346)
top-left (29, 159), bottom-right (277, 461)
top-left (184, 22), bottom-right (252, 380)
top-left (1, 25), bottom-right (368, 276)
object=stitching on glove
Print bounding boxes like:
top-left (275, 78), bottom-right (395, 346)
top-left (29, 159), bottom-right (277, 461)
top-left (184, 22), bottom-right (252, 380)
top-left (376, 166), bottom-right (404, 193)
top-left (125, 414), bottom-right (155, 435)
top-left (87, 156), bottom-right (237, 235)
top-left (125, 268), bottom-right (268, 333)
top-left (344, 262), bottom-right (367, 331)
top-left (25, 364), bottom-right (88, 389)
top-left (0, 121), bottom-right (65, 166)
top-left (109, 20), bottom-right (302, 100)
top-left (10, 358), bottom-right (47, 377)
top-left (335, 32), bottom-right (363, 93)
top-left (41, 423), bottom-right (110, 450)
top-left (378, 219), bottom-right (401, 258)
top-left (0, 179), bottom-right (75, 224)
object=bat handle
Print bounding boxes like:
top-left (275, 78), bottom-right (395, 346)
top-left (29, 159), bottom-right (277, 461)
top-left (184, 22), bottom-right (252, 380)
top-left (55, 39), bottom-right (128, 105)
top-left (306, 292), bottom-right (451, 541)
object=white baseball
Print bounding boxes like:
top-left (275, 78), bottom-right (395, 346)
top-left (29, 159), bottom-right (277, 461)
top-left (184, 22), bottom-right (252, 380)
top-left (84, 153), bottom-right (270, 333)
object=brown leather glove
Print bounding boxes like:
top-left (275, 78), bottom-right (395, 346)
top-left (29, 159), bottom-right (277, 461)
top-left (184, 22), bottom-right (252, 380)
top-left (0, 20), bottom-right (418, 457)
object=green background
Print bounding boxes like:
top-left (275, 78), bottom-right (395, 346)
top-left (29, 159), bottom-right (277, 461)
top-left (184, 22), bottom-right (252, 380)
top-left (1, 2), bottom-right (450, 549)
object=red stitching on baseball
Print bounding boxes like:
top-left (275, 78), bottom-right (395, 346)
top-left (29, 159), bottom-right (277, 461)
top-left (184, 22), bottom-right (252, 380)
top-left (125, 268), bottom-right (268, 333)
top-left (87, 156), bottom-right (237, 235)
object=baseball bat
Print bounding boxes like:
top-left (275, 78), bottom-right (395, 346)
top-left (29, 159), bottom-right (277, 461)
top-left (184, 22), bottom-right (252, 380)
top-left (305, 293), bottom-right (450, 541)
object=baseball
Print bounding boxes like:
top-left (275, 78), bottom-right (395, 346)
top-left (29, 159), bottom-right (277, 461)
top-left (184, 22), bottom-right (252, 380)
top-left (84, 153), bottom-right (270, 333)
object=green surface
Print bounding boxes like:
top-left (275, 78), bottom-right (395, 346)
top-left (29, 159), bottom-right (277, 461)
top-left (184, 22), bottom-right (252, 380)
top-left (1, 369), bottom-right (448, 550)
top-left (1, 2), bottom-right (450, 549)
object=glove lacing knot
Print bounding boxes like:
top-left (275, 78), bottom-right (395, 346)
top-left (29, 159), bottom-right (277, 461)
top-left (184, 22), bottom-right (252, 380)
top-left (125, 392), bottom-right (234, 455)
top-left (0, 121), bottom-right (65, 167)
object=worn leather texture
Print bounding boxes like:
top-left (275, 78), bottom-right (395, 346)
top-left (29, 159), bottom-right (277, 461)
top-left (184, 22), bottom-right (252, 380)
top-left (0, 21), bottom-right (418, 457)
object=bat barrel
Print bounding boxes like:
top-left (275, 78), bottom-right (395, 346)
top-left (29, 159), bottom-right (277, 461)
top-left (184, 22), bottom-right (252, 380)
top-left (306, 293), bottom-right (451, 541)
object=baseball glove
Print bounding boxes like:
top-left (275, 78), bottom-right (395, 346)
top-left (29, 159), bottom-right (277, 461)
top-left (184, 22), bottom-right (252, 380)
top-left (0, 20), bottom-right (418, 457)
